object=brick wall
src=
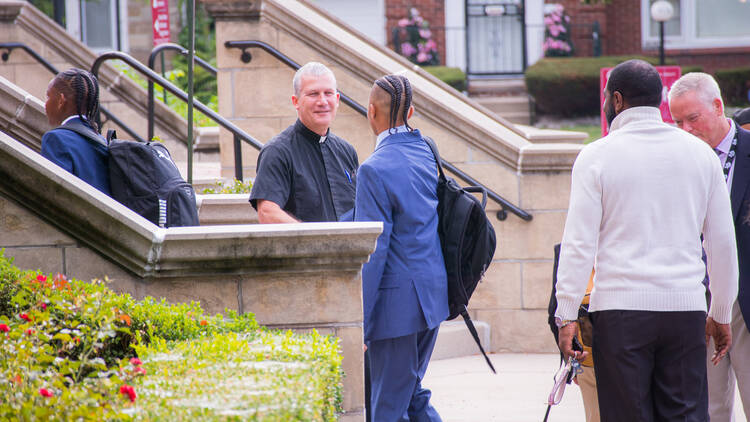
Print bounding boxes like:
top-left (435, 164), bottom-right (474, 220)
top-left (547, 1), bottom-right (749, 73)
top-left (385, 0), bottom-right (446, 66)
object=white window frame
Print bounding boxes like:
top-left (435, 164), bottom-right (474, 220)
top-left (67, 0), bottom-right (129, 53)
top-left (641, 0), bottom-right (750, 50)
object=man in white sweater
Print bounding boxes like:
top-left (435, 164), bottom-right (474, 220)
top-left (555, 59), bottom-right (738, 421)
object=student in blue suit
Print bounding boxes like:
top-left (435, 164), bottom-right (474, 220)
top-left (355, 74), bottom-right (448, 422)
top-left (41, 68), bottom-right (110, 196)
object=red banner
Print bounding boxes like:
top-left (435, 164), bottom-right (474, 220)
top-left (151, 0), bottom-right (171, 46)
top-left (599, 66), bottom-right (682, 136)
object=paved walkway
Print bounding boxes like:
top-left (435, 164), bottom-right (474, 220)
top-left (424, 353), bottom-right (748, 422)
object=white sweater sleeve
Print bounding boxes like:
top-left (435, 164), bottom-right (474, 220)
top-left (555, 147), bottom-right (601, 320)
top-left (704, 161), bottom-right (739, 324)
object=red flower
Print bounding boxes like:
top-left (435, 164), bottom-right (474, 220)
top-left (36, 275), bottom-right (47, 283)
top-left (0, 324), bottom-right (8, 333)
top-left (119, 384), bottom-right (136, 402)
top-left (19, 313), bottom-right (30, 322)
top-left (25, 328), bottom-right (35, 335)
top-left (129, 358), bottom-right (142, 366)
top-left (200, 320), bottom-right (208, 326)
top-left (38, 388), bottom-right (53, 397)
top-left (40, 303), bottom-right (47, 311)
top-left (134, 366), bottom-right (147, 375)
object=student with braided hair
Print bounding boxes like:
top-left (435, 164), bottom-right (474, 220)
top-left (356, 74), bottom-right (447, 421)
top-left (41, 68), bottom-right (110, 196)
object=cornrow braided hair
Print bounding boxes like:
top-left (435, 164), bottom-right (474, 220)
top-left (375, 74), bottom-right (414, 134)
top-left (54, 68), bottom-right (101, 132)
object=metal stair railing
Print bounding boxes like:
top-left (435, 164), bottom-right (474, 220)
top-left (91, 50), bottom-right (262, 181)
top-left (225, 40), bottom-right (531, 221)
top-left (0, 42), bottom-right (146, 143)
top-left (146, 43), bottom-right (217, 142)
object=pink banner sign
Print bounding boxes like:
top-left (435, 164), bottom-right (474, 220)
top-left (151, 0), bottom-right (171, 46)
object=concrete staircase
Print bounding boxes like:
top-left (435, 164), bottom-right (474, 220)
top-left (468, 77), bottom-right (533, 125)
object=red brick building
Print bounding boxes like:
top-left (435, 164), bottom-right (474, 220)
top-left (552, 0), bottom-right (750, 74)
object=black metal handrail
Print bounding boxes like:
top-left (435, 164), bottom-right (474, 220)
top-left (0, 42), bottom-right (145, 143)
top-left (147, 43), bottom-right (217, 141)
top-left (91, 51), bottom-right (263, 181)
top-left (225, 40), bottom-right (531, 221)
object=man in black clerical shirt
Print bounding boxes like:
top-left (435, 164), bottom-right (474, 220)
top-left (249, 62), bottom-right (358, 223)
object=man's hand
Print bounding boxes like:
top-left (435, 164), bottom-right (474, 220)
top-left (706, 316), bottom-right (732, 366)
top-left (558, 322), bottom-right (588, 363)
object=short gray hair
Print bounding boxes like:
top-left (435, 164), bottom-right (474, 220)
top-left (292, 62), bottom-right (337, 97)
top-left (668, 72), bottom-right (723, 108)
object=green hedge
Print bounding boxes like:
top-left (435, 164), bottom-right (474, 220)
top-left (524, 56), bottom-right (702, 116)
top-left (0, 252), bottom-right (342, 420)
top-left (423, 66), bottom-right (467, 92)
top-left (715, 67), bottom-right (750, 107)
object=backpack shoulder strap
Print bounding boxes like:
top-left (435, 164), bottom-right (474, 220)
top-left (56, 120), bottom-right (108, 148)
top-left (422, 136), bottom-right (447, 181)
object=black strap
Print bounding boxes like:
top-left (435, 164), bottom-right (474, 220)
top-left (56, 120), bottom-right (108, 148)
top-left (460, 305), bottom-right (496, 374)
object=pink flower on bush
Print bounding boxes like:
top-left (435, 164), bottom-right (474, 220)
top-left (400, 42), bottom-right (417, 56)
top-left (36, 275), bottom-right (47, 283)
top-left (425, 39), bottom-right (437, 51)
top-left (419, 28), bottom-right (432, 39)
top-left (398, 18), bottom-right (410, 27)
top-left (19, 313), bottom-right (30, 322)
top-left (0, 324), bottom-right (8, 333)
top-left (39, 388), bottom-right (53, 397)
top-left (130, 358), bottom-right (143, 366)
top-left (40, 303), bottom-right (47, 311)
top-left (417, 52), bottom-right (430, 63)
top-left (134, 366), bottom-right (147, 375)
top-left (120, 384), bottom-right (137, 402)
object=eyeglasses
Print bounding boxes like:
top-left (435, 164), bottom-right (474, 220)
top-left (547, 356), bottom-right (583, 406)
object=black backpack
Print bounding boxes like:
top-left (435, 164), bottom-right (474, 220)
top-left (59, 122), bottom-right (200, 228)
top-left (424, 137), bottom-right (497, 373)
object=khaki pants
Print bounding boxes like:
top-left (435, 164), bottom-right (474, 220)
top-left (577, 365), bottom-right (600, 422)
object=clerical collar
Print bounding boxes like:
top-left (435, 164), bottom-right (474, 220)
top-left (714, 118), bottom-right (736, 156)
top-left (376, 125), bottom-right (409, 147)
top-left (61, 115), bottom-right (86, 125)
top-left (295, 119), bottom-right (329, 144)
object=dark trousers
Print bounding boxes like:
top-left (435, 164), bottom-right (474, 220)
top-left (368, 327), bottom-right (442, 422)
top-left (590, 310), bottom-right (708, 422)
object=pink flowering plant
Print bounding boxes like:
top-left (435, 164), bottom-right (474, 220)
top-left (392, 7), bottom-right (440, 66)
top-left (543, 4), bottom-right (574, 57)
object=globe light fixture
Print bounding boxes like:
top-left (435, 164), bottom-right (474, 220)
top-left (650, 0), bottom-right (674, 65)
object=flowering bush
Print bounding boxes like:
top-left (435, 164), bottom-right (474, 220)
top-left (392, 7), bottom-right (440, 66)
top-left (543, 4), bottom-right (574, 57)
top-left (0, 251), bottom-right (343, 420)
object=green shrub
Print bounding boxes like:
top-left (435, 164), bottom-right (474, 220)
top-left (0, 251), bottom-right (343, 420)
top-left (715, 67), bottom-right (750, 107)
top-left (525, 56), bottom-right (701, 116)
top-left (201, 179), bottom-right (254, 194)
top-left (423, 66), bottom-right (467, 92)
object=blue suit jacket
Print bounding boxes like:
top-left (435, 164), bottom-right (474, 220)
top-left (731, 127), bottom-right (750, 331)
top-left (41, 118), bottom-right (111, 196)
top-left (355, 129), bottom-right (449, 343)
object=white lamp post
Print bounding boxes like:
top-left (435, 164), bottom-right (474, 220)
top-left (651, 0), bottom-right (674, 65)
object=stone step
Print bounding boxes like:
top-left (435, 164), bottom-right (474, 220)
top-left (467, 77), bottom-right (527, 97)
top-left (475, 96), bottom-right (530, 114)
top-left (432, 320), bottom-right (491, 361)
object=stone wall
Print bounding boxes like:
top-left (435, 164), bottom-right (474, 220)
top-left (204, 0), bottom-right (585, 354)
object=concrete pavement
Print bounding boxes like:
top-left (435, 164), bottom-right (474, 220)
top-left (424, 353), bottom-right (748, 422)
